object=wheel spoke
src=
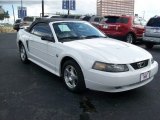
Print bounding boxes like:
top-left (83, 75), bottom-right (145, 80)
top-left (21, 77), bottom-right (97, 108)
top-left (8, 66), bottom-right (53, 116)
top-left (65, 68), bottom-right (71, 75)
top-left (70, 66), bottom-right (76, 76)
top-left (71, 80), bottom-right (77, 88)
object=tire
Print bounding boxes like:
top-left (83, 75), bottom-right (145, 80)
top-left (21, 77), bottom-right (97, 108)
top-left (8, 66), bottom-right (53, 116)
top-left (62, 60), bottom-right (86, 93)
top-left (19, 43), bottom-right (29, 64)
top-left (145, 43), bottom-right (154, 49)
top-left (126, 33), bottom-right (135, 44)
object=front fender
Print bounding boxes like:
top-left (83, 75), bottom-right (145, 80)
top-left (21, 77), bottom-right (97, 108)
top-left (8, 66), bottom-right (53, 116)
top-left (57, 50), bottom-right (95, 77)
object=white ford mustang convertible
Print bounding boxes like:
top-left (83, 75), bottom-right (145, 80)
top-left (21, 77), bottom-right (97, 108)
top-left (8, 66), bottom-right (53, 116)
top-left (17, 19), bottom-right (158, 93)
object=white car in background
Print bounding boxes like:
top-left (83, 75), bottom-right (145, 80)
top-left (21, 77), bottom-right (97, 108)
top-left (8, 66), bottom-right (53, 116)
top-left (19, 16), bottom-right (40, 29)
top-left (17, 19), bottom-right (158, 93)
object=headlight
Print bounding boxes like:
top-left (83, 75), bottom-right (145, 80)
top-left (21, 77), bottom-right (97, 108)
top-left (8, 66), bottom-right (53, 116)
top-left (151, 58), bottom-right (154, 64)
top-left (92, 61), bottom-right (129, 72)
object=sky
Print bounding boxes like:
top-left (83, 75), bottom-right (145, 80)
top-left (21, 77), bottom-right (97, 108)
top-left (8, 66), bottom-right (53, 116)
top-left (0, 0), bottom-right (160, 24)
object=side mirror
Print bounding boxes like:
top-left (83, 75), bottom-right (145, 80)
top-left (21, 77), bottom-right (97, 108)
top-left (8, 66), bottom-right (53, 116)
top-left (41, 36), bottom-right (55, 42)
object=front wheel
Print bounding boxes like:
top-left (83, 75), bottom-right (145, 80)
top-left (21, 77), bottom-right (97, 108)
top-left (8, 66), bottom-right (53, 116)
top-left (62, 60), bottom-right (86, 93)
top-left (19, 44), bottom-right (29, 63)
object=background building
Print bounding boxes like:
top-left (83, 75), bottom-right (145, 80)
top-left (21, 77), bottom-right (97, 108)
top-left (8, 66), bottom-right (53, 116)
top-left (97, 0), bottom-right (135, 16)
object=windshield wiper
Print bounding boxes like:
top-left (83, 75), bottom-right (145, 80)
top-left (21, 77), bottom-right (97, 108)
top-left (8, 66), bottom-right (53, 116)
top-left (83, 35), bottom-right (107, 39)
top-left (59, 36), bottom-right (81, 41)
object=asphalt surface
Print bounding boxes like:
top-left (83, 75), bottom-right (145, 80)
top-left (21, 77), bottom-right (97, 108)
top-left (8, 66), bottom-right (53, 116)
top-left (0, 33), bottom-right (160, 120)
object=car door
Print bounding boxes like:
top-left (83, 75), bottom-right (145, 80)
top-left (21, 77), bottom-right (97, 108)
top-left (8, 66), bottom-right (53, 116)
top-left (27, 22), bottom-right (52, 67)
top-left (46, 24), bottom-right (58, 72)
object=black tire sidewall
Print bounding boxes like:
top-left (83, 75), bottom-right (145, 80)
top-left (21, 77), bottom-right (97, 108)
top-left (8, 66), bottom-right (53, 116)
top-left (62, 60), bottom-right (86, 93)
top-left (145, 43), bottom-right (154, 49)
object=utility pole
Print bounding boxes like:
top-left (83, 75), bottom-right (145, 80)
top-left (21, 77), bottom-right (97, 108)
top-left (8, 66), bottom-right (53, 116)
top-left (67, 0), bottom-right (70, 15)
top-left (42, 0), bottom-right (44, 17)
top-left (12, 5), bottom-right (15, 23)
top-left (21, 0), bottom-right (23, 18)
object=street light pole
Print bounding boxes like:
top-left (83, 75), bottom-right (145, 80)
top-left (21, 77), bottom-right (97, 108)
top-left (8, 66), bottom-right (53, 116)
top-left (68, 9), bottom-right (70, 15)
top-left (68, 0), bottom-right (70, 15)
top-left (42, 0), bottom-right (44, 17)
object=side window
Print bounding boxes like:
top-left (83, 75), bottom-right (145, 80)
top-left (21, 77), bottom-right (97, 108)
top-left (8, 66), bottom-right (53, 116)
top-left (117, 17), bottom-right (129, 23)
top-left (134, 18), bottom-right (141, 25)
top-left (147, 18), bottom-right (160, 27)
top-left (31, 23), bottom-right (53, 37)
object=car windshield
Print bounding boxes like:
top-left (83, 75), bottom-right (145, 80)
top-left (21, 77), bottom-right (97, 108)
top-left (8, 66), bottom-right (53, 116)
top-left (53, 22), bottom-right (106, 42)
top-left (134, 17), bottom-right (146, 26)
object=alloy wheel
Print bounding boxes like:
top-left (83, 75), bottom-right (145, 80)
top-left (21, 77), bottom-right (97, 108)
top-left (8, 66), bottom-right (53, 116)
top-left (20, 45), bottom-right (26, 61)
top-left (64, 65), bottom-right (78, 89)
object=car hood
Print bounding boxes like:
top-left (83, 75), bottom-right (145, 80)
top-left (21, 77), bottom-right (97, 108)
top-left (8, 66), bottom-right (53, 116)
top-left (63, 38), bottom-right (152, 64)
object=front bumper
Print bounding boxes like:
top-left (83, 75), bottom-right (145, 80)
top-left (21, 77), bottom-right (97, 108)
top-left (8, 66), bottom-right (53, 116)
top-left (85, 61), bottom-right (158, 92)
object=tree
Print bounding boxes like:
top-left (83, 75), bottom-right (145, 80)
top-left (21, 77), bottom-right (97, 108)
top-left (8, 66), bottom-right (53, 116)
top-left (0, 14), bottom-right (4, 20)
top-left (4, 11), bottom-right (10, 19)
top-left (0, 6), bottom-right (10, 21)
top-left (0, 6), bottom-right (5, 20)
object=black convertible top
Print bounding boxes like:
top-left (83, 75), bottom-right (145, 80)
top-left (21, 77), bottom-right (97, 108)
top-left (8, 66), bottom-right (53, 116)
top-left (27, 18), bottom-right (81, 32)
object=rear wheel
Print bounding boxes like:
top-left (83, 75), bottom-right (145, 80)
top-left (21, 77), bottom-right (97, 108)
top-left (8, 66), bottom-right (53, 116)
top-left (145, 43), bottom-right (154, 49)
top-left (126, 33), bottom-right (135, 44)
top-left (62, 60), bottom-right (86, 93)
top-left (19, 43), bottom-right (29, 63)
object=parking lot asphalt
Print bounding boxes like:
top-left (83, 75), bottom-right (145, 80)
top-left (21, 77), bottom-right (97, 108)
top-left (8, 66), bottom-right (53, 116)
top-left (0, 33), bottom-right (160, 120)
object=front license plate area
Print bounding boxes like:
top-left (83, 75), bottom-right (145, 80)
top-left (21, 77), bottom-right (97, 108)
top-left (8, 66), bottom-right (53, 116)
top-left (140, 71), bottom-right (150, 81)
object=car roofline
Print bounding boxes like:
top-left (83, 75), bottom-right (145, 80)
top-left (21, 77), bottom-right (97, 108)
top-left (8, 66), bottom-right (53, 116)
top-left (26, 18), bottom-right (84, 32)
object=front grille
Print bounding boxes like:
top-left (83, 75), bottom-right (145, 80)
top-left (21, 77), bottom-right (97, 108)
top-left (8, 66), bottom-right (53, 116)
top-left (130, 60), bottom-right (149, 70)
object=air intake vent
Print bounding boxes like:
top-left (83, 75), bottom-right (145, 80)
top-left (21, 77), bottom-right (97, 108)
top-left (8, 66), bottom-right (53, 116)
top-left (131, 60), bottom-right (149, 70)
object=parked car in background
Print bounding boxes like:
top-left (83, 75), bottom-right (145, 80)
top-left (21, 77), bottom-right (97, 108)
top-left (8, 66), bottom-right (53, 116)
top-left (96, 15), bottom-right (146, 44)
top-left (19, 16), bottom-right (40, 29)
top-left (80, 15), bottom-right (103, 27)
top-left (13, 19), bottom-right (22, 31)
top-left (80, 15), bottom-right (91, 21)
top-left (61, 15), bottom-right (81, 19)
top-left (17, 19), bottom-right (158, 93)
top-left (143, 16), bottom-right (160, 49)
top-left (43, 15), bottom-right (61, 18)
top-left (89, 16), bottom-right (103, 27)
